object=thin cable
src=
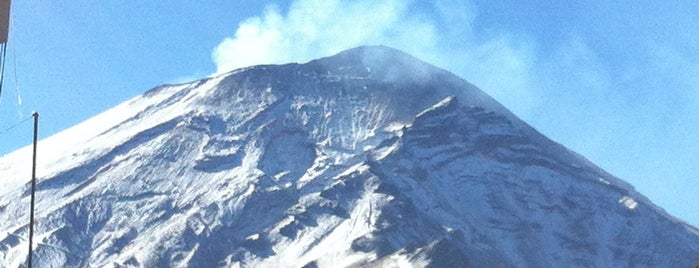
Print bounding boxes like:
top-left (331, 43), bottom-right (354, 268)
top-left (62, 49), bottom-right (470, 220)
top-left (6, 8), bottom-right (22, 118)
top-left (0, 115), bottom-right (30, 135)
top-left (0, 42), bottom-right (7, 101)
top-left (11, 13), bottom-right (20, 106)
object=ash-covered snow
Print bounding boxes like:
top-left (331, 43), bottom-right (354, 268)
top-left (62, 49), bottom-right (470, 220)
top-left (1, 46), bottom-right (698, 267)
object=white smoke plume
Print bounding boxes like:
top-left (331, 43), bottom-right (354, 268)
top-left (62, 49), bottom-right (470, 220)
top-left (213, 0), bottom-right (421, 73)
top-left (211, 0), bottom-right (537, 118)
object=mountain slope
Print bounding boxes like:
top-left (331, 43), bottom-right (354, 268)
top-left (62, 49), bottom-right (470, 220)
top-left (1, 46), bottom-right (698, 267)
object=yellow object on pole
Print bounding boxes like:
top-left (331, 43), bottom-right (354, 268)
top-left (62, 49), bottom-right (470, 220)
top-left (0, 0), bottom-right (10, 44)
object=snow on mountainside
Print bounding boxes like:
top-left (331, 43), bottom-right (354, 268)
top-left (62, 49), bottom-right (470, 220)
top-left (1, 46), bottom-right (698, 267)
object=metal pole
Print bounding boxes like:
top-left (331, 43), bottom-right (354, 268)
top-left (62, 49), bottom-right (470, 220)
top-left (28, 111), bottom-right (38, 268)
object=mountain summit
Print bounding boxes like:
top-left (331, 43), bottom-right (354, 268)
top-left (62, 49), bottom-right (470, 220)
top-left (1, 46), bottom-right (698, 267)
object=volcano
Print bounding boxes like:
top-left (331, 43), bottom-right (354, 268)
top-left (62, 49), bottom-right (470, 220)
top-left (1, 46), bottom-right (698, 267)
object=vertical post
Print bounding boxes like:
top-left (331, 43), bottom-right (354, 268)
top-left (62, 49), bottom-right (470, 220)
top-left (28, 111), bottom-right (38, 268)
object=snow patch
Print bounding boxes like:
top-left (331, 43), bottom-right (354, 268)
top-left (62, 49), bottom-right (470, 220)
top-left (619, 196), bottom-right (638, 210)
top-left (416, 95), bottom-right (454, 118)
top-left (597, 177), bottom-right (611, 185)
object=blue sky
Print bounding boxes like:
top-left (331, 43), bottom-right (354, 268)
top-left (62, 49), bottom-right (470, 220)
top-left (0, 1), bottom-right (697, 226)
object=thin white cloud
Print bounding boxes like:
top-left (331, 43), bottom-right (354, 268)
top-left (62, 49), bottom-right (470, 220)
top-left (647, 43), bottom-right (699, 108)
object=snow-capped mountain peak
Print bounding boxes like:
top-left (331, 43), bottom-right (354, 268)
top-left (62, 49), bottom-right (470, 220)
top-left (1, 46), bottom-right (698, 267)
